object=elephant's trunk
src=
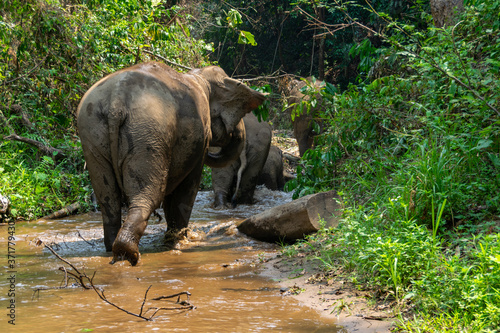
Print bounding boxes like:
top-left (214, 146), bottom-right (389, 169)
top-left (205, 119), bottom-right (246, 168)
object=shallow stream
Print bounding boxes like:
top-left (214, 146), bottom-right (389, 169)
top-left (1, 187), bottom-right (342, 332)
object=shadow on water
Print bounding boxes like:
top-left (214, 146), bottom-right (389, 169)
top-left (0, 187), bottom-right (343, 332)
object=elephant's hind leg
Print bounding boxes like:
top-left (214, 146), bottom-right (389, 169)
top-left (83, 152), bottom-right (122, 252)
top-left (111, 154), bottom-right (169, 265)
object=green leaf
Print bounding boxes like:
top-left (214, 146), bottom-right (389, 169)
top-left (472, 139), bottom-right (493, 151)
top-left (226, 9), bottom-right (242, 28)
top-left (448, 82), bottom-right (457, 96)
top-left (238, 30), bottom-right (257, 46)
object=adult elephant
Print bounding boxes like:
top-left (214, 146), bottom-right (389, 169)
top-left (287, 77), bottom-right (325, 157)
top-left (212, 112), bottom-right (272, 208)
top-left (76, 62), bottom-right (266, 265)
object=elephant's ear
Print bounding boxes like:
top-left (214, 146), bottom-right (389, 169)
top-left (245, 87), bottom-right (267, 113)
top-left (216, 77), bottom-right (267, 132)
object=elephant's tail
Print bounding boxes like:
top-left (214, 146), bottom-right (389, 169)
top-left (231, 140), bottom-right (247, 208)
top-left (108, 98), bottom-right (126, 195)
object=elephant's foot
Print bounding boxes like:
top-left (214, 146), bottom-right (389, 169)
top-left (213, 192), bottom-right (230, 209)
top-left (164, 227), bottom-right (200, 248)
top-left (111, 228), bottom-right (141, 266)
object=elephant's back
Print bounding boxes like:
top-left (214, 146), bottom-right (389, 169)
top-left (77, 62), bottom-right (204, 126)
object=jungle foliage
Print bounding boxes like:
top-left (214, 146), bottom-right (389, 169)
top-left (197, 0), bottom-right (429, 88)
top-left (283, 0), bottom-right (500, 331)
top-left (0, 0), bottom-right (212, 218)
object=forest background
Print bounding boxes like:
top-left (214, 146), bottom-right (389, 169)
top-left (0, 0), bottom-right (499, 331)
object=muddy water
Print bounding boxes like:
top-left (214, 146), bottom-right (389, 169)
top-left (1, 188), bottom-right (342, 332)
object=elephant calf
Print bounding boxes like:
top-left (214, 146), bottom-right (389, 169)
top-left (257, 145), bottom-right (286, 191)
top-left (211, 113), bottom-right (272, 208)
top-left (77, 62), bottom-right (266, 265)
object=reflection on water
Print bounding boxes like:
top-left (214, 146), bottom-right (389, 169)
top-left (0, 187), bottom-right (342, 332)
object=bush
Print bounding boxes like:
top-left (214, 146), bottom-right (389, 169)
top-left (284, 1), bottom-right (500, 331)
top-left (287, 0), bottom-right (500, 230)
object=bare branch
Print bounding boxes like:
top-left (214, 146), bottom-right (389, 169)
top-left (239, 73), bottom-right (299, 82)
top-left (34, 240), bottom-right (195, 321)
top-left (139, 285), bottom-right (152, 317)
top-left (142, 50), bottom-right (192, 71)
top-left (152, 291), bottom-right (192, 301)
top-left (42, 202), bottom-right (81, 220)
top-left (5, 133), bottom-right (66, 161)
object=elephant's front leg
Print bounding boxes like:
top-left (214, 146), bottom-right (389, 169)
top-left (164, 163), bottom-right (204, 231)
top-left (212, 162), bottom-right (239, 209)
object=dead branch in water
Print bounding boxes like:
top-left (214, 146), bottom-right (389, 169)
top-left (34, 239), bottom-right (195, 320)
top-left (41, 202), bottom-right (81, 220)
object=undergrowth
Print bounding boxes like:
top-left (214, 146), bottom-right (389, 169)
top-left (284, 1), bottom-right (500, 331)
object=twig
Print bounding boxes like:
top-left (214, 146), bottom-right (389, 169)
top-left (271, 12), bottom-right (289, 73)
top-left (152, 291), bottom-right (192, 301)
top-left (239, 73), bottom-right (300, 82)
top-left (295, 6), bottom-right (364, 37)
top-left (76, 230), bottom-right (95, 247)
top-left (34, 240), bottom-right (195, 320)
top-left (139, 285), bottom-right (152, 317)
top-left (145, 304), bottom-right (195, 317)
top-left (142, 50), bottom-right (192, 71)
top-left (39, 240), bottom-right (91, 289)
top-left (2, 55), bottom-right (48, 85)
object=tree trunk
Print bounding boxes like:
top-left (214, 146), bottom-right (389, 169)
top-left (236, 190), bottom-right (342, 243)
top-left (317, 7), bottom-right (326, 81)
top-left (430, 0), bottom-right (464, 28)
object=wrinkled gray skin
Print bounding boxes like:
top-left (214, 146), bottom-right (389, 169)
top-left (287, 78), bottom-right (325, 157)
top-left (211, 113), bottom-right (272, 208)
top-left (257, 145), bottom-right (285, 191)
top-left (76, 62), bottom-right (266, 265)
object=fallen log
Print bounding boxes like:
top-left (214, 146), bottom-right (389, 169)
top-left (237, 190), bottom-right (342, 243)
top-left (283, 152), bottom-right (300, 164)
top-left (42, 202), bottom-right (81, 220)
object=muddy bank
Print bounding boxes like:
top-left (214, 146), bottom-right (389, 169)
top-left (258, 253), bottom-right (395, 333)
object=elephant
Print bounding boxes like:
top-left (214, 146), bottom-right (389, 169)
top-left (257, 145), bottom-right (285, 191)
top-left (286, 77), bottom-right (326, 157)
top-left (211, 112), bottom-right (272, 208)
top-left (76, 61), bottom-right (266, 265)
top-left (257, 145), bottom-right (296, 191)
